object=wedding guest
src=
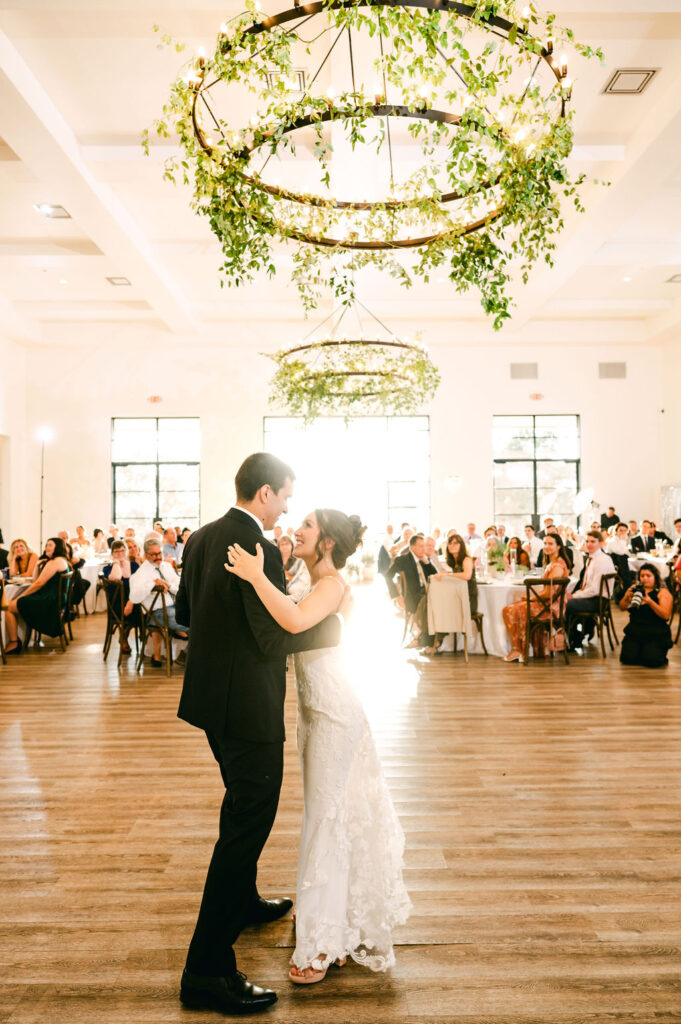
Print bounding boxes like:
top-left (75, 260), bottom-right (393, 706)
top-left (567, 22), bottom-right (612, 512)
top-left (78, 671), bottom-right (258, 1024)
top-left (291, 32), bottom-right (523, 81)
top-left (286, 527), bottom-right (295, 539)
top-left (606, 522), bottom-right (635, 591)
top-left (565, 530), bottom-right (615, 651)
top-left (2, 538), bottom-right (70, 654)
top-left (537, 529), bottom-right (573, 571)
top-left (390, 526), bottom-right (413, 559)
top-left (124, 528), bottom-right (136, 542)
top-left (437, 532), bottom-right (478, 614)
top-left (503, 536), bottom-right (530, 571)
top-left (536, 517), bottom-right (555, 540)
top-left (162, 527), bottom-right (184, 565)
top-left (650, 521), bottom-right (671, 545)
top-left (502, 533), bottom-right (571, 662)
top-left (465, 523), bottom-right (481, 544)
top-left (627, 520), bottom-right (638, 540)
top-left (424, 536), bottom-right (445, 572)
top-left (675, 551), bottom-right (681, 585)
top-left (126, 538), bottom-right (142, 564)
top-left (432, 526), bottom-right (443, 552)
top-left (483, 526), bottom-right (505, 570)
top-left (102, 539), bottom-right (140, 654)
top-left (107, 525), bottom-right (121, 549)
top-left (129, 539), bottom-right (188, 668)
top-left (631, 520), bottom-right (656, 554)
top-left (277, 535), bottom-right (308, 603)
top-left (0, 544), bottom-right (7, 572)
top-left (8, 539), bottom-right (38, 578)
top-left (600, 506), bottom-right (620, 530)
top-left (523, 524), bottom-right (543, 567)
top-left (70, 525), bottom-right (93, 560)
top-left (671, 518), bottom-right (681, 557)
top-left (387, 534), bottom-right (436, 648)
top-left (496, 524), bottom-right (508, 549)
top-left (618, 564), bottom-right (673, 668)
top-left (93, 528), bottom-right (108, 554)
top-left (153, 520), bottom-right (164, 533)
top-left (180, 528), bottom-right (192, 546)
top-left (273, 525), bottom-right (283, 542)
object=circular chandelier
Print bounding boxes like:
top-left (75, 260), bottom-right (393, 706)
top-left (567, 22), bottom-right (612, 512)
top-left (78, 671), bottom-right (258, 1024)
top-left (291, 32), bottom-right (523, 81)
top-left (148, 1), bottom-right (603, 325)
top-left (267, 299), bottom-right (440, 421)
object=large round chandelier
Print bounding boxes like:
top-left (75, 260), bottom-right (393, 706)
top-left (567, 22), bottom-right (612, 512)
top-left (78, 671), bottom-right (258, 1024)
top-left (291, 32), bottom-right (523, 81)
top-left (267, 299), bottom-right (440, 421)
top-left (148, 1), bottom-right (603, 325)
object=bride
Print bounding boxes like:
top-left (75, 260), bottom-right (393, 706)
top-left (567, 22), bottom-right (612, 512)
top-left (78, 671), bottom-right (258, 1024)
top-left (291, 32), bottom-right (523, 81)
top-left (226, 508), bottom-right (411, 985)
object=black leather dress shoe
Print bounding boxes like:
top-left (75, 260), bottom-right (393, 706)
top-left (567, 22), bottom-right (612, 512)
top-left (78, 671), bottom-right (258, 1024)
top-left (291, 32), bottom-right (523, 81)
top-left (244, 896), bottom-right (293, 926)
top-left (180, 969), bottom-right (277, 1015)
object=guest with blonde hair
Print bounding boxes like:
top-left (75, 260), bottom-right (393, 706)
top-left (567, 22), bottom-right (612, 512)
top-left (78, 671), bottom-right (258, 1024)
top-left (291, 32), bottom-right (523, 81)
top-left (9, 539), bottom-right (38, 578)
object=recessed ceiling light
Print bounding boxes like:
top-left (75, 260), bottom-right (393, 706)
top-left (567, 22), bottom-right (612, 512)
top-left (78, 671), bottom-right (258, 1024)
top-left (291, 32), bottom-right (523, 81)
top-left (58, 278), bottom-right (68, 285)
top-left (666, 273), bottom-right (681, 284)
top-left (106, 276), bottom-right (131, 286)
top-left (603, 69), bottom-right (658, 95)
top-left (32, 203), bottom-right (71, 219)
top-left (622, 276), bottom-right (632, 282)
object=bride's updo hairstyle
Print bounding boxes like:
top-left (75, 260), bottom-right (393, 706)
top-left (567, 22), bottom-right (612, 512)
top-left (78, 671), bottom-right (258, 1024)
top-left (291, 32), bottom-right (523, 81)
top-left (314, 509), bottom-right (366, 569)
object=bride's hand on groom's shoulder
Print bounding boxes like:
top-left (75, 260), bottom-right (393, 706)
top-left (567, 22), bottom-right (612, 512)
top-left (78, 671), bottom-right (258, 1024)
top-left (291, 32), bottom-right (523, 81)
top-left (224, 542), bottom-right (264, 583)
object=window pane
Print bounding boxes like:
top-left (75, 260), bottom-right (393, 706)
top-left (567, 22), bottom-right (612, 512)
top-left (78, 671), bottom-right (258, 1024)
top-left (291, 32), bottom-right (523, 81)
top-left (158, 418), bottom-right (201, 461)
top-left (159, 463), bottom-right (199, 491)
top-left (534, 416), bottom-right (580, 459)
top-left (115, 491), bottom-right (157, 520)
top-left (388, 481), bottom-right (428, 508)
top-left (536, 461), bottom-right (579, 515)
top-left (495, 515), bottom-right (530, 539)
top-left (114, 464), bottom-right (157, 492)
top-left (492, 416), bottom-right (534, 459)
top-left (112, 419), bottom-right (157, 462)
top-left (159, 492), bottom-right (200, 522)
top-left (494, 461), bottom-right (534, 516)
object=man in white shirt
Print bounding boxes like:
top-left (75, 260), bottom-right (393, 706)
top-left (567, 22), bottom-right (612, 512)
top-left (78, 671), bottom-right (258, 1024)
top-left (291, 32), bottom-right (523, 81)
top-left (424, 536), bottom-right (445, 572)
top-left (130, 538), bottom-right (188, 665)
top-left (565, 530), bottom-right (615, 651)
top-left (672, 518), bottom-right (681, 557)
top-left (606, 521), bottom-right (630, 557)
top-left (523, 524), bottom-right (544, 567)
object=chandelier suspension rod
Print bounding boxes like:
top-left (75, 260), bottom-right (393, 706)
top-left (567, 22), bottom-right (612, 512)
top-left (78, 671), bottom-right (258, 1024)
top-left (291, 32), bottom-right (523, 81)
top-left (378, 12), bottom-right (395, 189)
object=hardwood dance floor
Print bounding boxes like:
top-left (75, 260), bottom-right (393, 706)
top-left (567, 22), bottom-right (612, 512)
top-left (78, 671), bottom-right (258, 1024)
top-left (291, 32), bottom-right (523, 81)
top-left (1, 587), bottom-right (680, 1023)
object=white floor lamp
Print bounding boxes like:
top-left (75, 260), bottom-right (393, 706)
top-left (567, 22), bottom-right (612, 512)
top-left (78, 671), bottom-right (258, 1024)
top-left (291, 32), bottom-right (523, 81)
top-left (36, 426), bottom-right (54, 552)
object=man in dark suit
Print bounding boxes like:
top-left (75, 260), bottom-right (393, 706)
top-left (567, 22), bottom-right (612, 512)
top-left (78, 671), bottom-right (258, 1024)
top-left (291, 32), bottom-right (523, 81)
top-left (631, 520), bottom-right (656, 554)
top-left (600, 506), bottom-right (619, 530)
top-left (175, 453), bottom-right (349, 1015)
top-left (387, 533), bottom-right (437, 647)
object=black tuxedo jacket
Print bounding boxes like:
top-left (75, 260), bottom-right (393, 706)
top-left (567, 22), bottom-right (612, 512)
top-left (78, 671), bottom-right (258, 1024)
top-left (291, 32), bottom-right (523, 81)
top-left (387, 552), bottom-right (436, 613)
top-left (631, 534), bottom-right (655, 554)
top-left (0, 548), bottom-right (8, 571)
top-left (176, 508), bottom-right (341, 744)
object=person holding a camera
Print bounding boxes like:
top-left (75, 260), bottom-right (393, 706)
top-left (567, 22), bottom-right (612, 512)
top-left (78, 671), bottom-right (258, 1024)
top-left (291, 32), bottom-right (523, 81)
top-left (618, 563), bottom-right (673, 668)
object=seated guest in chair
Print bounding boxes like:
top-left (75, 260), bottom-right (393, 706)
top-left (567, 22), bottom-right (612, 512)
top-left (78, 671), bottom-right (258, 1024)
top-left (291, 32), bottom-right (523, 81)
top-left (3, 537), bottom-right (70, 654)
top-left (523, 524), bottom-right (544, 567)
top-left (8, 539), bottom-right (38, 579)
top-left (93, 528), bottom-right (108, 554)
top-left (387, 533), bottom-right (437, 649)
top-left (129, 538), bottom-right (189, 667)
top-left (503, 536), bottom-right (531, 572)
top-left (565, 530), bottom-right (615, 652)
top-left (600, 506), bottom-right (620, 530)
top-left (424, 535), bottom-right (446, 573)
top-left (502, 533), bottom-right (570, 663)
top-left (162, 527), bottom-right (184, 566)
top-left (671, 518), bottom-right (681, 557)
top-left (631, 520), bottom-right (657, 554)
top-left (606, 522), bottom-right (635, 594)
top-left (650, 521), bottom-right (671, 545)
top-left (103, 539), bottom-right (140, 655)
top-left (426, 532), bottom-right (477, 655)
top-left (618, 564), bottom-right (673, 668)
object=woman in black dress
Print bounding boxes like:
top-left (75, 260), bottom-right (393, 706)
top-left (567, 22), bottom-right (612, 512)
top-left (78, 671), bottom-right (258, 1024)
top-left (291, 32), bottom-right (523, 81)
top-left (618, 564), bottom-right (673, 668)
top-left (3, 538), bottom-right (70, 653)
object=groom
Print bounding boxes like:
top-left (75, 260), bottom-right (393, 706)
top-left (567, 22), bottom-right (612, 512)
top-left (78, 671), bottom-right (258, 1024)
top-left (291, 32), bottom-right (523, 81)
top-left (175, 452), bottom-right (348, 1014)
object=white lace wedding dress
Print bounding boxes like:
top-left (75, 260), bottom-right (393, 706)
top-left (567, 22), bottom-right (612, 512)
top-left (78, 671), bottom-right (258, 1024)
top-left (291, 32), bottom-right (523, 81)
top-left (291, 581), bottom-right (411, 972)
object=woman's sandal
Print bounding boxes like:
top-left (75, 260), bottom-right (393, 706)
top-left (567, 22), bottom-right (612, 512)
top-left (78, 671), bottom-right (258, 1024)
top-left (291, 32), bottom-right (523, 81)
top-left (289, 956), bottom-right (347, 985)
top-left (503, 650), bottom-right (523, 663)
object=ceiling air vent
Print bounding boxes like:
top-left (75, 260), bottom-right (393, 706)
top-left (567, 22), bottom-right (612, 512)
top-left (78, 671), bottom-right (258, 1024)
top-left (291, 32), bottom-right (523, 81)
top-left (599, 362), bottom-right (626, 379)
top-left (510, 362), bottom-right (538, 380)
top-left (603, 69), bottom-right (658, 95)
top-left (666, 274), bottom-right (681, 284)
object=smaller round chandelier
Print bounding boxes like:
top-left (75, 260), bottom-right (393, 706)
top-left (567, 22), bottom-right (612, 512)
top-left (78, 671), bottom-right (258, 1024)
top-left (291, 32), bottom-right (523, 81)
top-left (267, 300), bottom-right (440, 421)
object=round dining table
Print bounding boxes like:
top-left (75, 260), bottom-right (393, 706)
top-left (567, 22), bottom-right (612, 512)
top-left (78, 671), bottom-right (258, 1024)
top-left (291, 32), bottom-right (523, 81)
top-left (434, 575), bottom-right (527, 658)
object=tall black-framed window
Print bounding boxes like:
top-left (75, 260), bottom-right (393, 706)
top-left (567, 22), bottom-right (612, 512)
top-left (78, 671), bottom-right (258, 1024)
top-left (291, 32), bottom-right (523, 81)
top-left (493, 415), bottom-right (581, 535)
top-left (111, 417), bottom-right (200, 534)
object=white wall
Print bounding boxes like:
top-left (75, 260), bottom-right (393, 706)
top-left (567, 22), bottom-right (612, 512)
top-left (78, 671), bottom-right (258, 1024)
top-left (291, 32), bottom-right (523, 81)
top-left (662, 334), bottom-right (681, 487)
top-left (17, 322), bottom-right (665, 541)
top-left (0, 334), bottom-right (28, 545)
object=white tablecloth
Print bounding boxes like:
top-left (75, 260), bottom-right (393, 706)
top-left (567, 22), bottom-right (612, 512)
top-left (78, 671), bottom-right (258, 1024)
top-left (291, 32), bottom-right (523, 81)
top-left (433, 576), bottom-right (526, 658)
top-left (80, 560), bottom-right (108, 612)
top-left (628, 554), bottom-right (670, 580)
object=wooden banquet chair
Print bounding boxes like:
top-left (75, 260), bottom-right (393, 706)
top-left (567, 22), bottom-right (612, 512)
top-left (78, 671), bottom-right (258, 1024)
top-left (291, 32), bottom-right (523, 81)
top-left (0, 579), bottom-right (7, 665)
top-left (24, 570), bottom-right (74, 653)
top-left (522, 576), bottom-right (570, 666)
top-left (101, 576), bottom-right (140, 669)
top-left (135, 587), bottom-right (182, 677)
top-left (570, 572), bottom-right (618, 658)
top-left (397, 570), bottom-right (418, 645)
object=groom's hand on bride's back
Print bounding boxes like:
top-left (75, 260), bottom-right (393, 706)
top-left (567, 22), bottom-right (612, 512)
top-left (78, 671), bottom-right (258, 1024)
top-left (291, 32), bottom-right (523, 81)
top-left (338, 584), bottom-right (354, 623)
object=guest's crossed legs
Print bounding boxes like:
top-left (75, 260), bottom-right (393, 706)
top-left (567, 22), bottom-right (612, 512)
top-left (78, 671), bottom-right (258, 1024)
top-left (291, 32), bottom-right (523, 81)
top-left (185, 734), bottom-right (284, 977)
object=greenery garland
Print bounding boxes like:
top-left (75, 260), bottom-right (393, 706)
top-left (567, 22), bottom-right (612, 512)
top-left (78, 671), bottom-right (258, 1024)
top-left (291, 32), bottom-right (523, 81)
top-left (267, 334), bottom-right (441, 422)
top-left (145, 1), bottom-right (604, 327)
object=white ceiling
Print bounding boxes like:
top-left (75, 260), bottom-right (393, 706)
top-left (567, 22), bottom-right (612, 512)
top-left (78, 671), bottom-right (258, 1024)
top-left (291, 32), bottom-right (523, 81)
top-left (1, 0), bottom-right (681, 346)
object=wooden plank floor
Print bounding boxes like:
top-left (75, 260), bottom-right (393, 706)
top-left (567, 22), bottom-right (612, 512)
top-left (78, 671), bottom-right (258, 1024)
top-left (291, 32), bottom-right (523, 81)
top-left (1, 587), bottom-right (680, 1023)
